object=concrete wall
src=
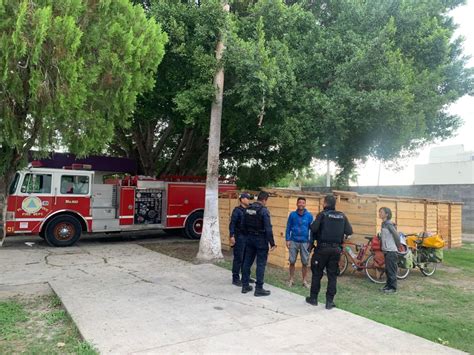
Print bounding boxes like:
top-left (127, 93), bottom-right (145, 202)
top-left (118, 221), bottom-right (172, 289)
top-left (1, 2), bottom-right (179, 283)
top-left (414, 161), bottom-right (474, 185)
top-left (303, 184), bottom-right (474, 234)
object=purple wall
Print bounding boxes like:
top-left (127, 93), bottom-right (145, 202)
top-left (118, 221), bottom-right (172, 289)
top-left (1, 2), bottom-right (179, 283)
top-left (30, 152), bottom-right (137, 174)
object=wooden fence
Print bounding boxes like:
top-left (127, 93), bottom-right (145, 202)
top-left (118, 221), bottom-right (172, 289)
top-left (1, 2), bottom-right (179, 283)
top-left (219, 189), bottom-right (462, 269)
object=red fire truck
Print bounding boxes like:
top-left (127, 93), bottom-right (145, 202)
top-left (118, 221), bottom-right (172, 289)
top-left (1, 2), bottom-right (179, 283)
top-left (2, 162), bottom-right (235, 247)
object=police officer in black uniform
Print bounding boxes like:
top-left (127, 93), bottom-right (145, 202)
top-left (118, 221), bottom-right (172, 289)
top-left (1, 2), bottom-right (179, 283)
top-left (229, 192), bottom-right (251, 286)
top-left (306, 194), bottom-right (352, 309)
top-left (241, 191), bottom-right (276, 296)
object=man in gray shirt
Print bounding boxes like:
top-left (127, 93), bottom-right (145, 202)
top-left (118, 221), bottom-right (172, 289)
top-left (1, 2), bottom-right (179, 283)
top-left (378, 207), bottom-right (401, 293)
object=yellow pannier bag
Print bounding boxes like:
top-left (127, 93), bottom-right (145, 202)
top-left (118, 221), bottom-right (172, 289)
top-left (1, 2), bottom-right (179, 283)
top-left (406, 234), bottom-right (419, 249)
top-left (421, 234), bottom-right (445, 249)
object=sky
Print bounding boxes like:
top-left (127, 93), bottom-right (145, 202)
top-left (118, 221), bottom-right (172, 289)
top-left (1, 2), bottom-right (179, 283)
top-left (330, 0), bottom-right (474, 186)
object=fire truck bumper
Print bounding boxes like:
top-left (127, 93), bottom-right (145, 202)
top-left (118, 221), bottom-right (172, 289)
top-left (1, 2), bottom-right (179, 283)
top-left (4, 221), bottom-right (15, 235)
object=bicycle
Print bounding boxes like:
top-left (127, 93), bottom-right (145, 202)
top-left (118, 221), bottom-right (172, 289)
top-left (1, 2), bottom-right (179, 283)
top-left (400, 233), bottom-right (439, 277)
top-left (335, 236), bottom-right (410, 284)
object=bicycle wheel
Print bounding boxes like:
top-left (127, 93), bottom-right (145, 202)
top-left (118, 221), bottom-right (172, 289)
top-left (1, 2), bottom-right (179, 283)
top-left (397, 266), bottom-right (410, 279)
top-left (338, 253), bottom-right (349, 276)
top-left (420, 262), bottom-right (437, 276)
top-left (364, 254), bottom-right (387, 284)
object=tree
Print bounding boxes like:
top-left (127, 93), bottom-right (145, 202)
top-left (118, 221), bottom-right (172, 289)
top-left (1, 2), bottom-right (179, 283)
top-left (0, 0), bottom-right (167, 194)
top-left (197, 2), bottom-right (230, 262)
top-left (0, 0), bottom-right (167, 245)
top-left (110, 0), bottom-right (226, 177)
top-left (114, 0), bottom-right (473, 188)
top-left (299, 0), bottom-right (473, 185)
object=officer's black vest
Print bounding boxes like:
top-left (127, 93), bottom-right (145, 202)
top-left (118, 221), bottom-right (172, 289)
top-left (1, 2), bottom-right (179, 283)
top-left (243, 203), bottom-right (265, 234)
top-left (319, 210), bottom-right (346, 244)
top-left (234, 206), bottom-right (245, 233)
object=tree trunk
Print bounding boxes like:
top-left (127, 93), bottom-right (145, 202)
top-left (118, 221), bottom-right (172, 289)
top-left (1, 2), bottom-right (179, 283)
top-left (196, 2), bottom-right (229, 262)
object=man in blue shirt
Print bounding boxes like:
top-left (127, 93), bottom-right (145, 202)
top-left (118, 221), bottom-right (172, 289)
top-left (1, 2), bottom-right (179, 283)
top-left (285, 197), bottom-right (313, 288)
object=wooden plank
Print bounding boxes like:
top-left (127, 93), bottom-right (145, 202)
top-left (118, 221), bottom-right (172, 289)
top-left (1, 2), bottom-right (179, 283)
top-left (397, 202), bottom-right (425, 212)
top-left (338, 206), bottom-right (376, 215)
top-left (352, 224), bottom-right (378, 235)
top-left (397, 221), bottom-right (425, 229)
top-left (397, 226), bottom-right (423, 234)
top-left (342, 211), bottom-right (378, 218)
top-left (346, 215), bottom-right (378, 224)
top-left (267, 198), bottom-right (292, 209)
top-left (397, 211), bottom-right (425, 219)
top-left (266, 207), bottom-right (292, 218)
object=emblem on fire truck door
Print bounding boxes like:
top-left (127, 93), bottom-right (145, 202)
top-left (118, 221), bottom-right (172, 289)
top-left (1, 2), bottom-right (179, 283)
top-left (21, 196), bottom-right (43, 214)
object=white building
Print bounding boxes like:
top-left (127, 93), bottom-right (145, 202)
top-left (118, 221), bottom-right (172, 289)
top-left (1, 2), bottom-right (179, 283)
top-left (414, 145), bottom-right (474, 185)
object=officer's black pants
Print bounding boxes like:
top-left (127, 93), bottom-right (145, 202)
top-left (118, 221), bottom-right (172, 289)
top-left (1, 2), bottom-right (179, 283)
top-left (241, 235), bottom-right (268, 289)
top-left (310, 246), bottom-right (341, 301)
top-left (384, 251), bottom-right (398, 290)
top-left (232, 234), bottom-right (247, 281)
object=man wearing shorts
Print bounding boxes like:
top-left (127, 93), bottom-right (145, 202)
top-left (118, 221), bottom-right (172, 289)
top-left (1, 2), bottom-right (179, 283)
top-left (285, 197), bottom-right (313, 288)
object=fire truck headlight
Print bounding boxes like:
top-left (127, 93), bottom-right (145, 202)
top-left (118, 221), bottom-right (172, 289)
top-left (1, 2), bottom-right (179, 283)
top-left (5, 212), bottom-right (14, 221)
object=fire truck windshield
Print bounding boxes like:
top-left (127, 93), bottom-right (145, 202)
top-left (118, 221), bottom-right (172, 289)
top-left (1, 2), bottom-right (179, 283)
top-left (8, 173), bottom-right (20, 195)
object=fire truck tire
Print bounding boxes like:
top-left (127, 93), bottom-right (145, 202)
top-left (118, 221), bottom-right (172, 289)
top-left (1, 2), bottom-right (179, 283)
top-left (44, 215), bottom-right (82, 247)
top-left (184, 211), bottom-right (204, 239)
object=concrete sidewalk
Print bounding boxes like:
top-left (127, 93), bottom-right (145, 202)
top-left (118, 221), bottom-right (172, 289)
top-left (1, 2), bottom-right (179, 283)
top-left (0, 241), bottom-right (464, 354)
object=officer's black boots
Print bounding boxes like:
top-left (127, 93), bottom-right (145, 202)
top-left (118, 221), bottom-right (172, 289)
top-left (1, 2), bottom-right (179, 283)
top-left (325, 300), bottom-right (336, 310)
top-left (305, 297), bottom-right (318, 306)
top-left (241, 285), bottom-right (253, 294)
top-left (254, 288), bottom-right (271, 297)
top-left (232, 279), bottom-right (242, 287)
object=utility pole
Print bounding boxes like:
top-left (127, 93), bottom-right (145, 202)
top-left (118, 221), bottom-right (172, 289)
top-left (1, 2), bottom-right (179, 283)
top-left (377, 161), bottom-right (382, 186)
top-left (326, 159), bottom-right (331, 187)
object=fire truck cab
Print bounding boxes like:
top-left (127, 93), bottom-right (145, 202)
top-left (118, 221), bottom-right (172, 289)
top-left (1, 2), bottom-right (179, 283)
top-left (2, 164), bottom-right (235, 247)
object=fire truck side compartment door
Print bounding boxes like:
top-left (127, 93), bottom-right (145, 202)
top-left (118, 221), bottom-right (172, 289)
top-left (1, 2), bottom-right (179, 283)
top-left (92, 219), bottom-right (120, 232)
top-left (92, 185), bottom-right (116, 208)
top-left (119, 187), bottom-right (135, 225)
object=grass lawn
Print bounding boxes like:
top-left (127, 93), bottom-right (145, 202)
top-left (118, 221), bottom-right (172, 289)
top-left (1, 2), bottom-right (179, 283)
top-left (145, 241), bottom-right (474, 354)
top-left (0, 294), bottom-right (97, 354)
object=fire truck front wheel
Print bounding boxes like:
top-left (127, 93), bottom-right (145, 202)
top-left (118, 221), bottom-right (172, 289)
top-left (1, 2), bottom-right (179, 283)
top-left (184, 211), bottom-right (204, 239)
top-left (44, 215), bottom-right (82, 247)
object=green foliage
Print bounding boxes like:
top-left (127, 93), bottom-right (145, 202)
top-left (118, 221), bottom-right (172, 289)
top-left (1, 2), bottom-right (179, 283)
top-left (308, 0), bottom-right (473, 182)
top-left (0, 0), bottom-right (167, 183)
top-left (111, 0), bottom-right (226, 176)
top-left (117, 0), bottom-right (473, 186)
top-left (271, 168), bottom-right (328, 188)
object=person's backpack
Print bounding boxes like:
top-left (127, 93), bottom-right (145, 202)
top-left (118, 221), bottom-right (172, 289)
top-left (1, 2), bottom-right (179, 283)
top-left (243, 203), bottom-right (265, 234)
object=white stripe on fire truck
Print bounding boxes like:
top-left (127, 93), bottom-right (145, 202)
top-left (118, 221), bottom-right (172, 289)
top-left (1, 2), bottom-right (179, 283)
top-left (119, 216), bottom-right (134, 219)
top-left (14, 217), bottom-right (93, 221)
top-left (167, 215), bottom-right (188, 218)
top-left (13, 218), bottom-right (44, 222)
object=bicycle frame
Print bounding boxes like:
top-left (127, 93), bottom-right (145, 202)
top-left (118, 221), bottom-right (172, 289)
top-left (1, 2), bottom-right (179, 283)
top-left (405, 233), bottom-right (438, 276)
top-left (342, 240), bottom-right (373, 270)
